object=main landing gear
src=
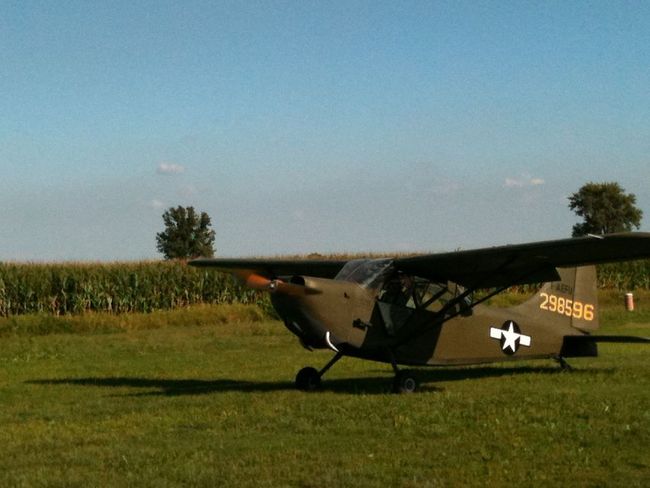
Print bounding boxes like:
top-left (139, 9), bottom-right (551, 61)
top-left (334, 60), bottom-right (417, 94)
top-left (295, 352), bottom-right (343, 391)
top-left (389, 354), bottom-right (418, 394)
top-left (295, 351), bottom-right (420, 394)
top-left (393, 370), bottom-right (418, 394)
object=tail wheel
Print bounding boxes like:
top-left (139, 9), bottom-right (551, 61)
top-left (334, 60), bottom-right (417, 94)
top-left (393, 370), bottom-right (418, 394)
top-left (295, 367), bottom-right (321, 391)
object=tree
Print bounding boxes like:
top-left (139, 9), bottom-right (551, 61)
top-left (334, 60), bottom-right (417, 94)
top-left (156, 206), bottom-right (216, 259)
top-left (568, 182), bottom-right (643, 237)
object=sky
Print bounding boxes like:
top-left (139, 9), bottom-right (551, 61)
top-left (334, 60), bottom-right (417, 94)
top-left (1, 0), bottom-right (649, 261)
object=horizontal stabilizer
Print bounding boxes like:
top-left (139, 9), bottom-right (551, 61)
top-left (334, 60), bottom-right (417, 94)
top-left (586, 335), bottom-right (650, 343)
top-left (561, 333), bottom-right (650, 358)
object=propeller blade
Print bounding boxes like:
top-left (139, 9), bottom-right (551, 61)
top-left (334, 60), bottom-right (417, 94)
top-left (233, 271), bottom-right (320, 296)
top-left (244, 272), bottom-right (273, 290)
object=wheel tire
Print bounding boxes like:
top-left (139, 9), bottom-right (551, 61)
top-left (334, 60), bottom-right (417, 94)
top-left (295, 367), bottom-right (321, 391)
top-left (393, 371), bottom-right (418, 394)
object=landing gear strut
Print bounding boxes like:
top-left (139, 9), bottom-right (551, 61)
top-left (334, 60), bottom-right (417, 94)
top-left (295, 352), bottom-right (343, 391)
top-left (555, 356), bottom-right (573, 371)
top-left (295, 351), bottom-right (420, 393)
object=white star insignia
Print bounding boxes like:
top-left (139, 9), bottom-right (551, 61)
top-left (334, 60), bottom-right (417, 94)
top-left (490, 321), bottom-right (531, 354)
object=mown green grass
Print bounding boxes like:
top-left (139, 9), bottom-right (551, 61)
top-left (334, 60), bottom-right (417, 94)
top-left (0, 304), bottom-right (269, 337)
top-left (1, 304), bottom-right (648, 487)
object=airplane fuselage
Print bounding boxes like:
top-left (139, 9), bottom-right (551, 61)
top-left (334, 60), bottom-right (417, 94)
top-left (189, 233), bottom-right (650, 392)
top-left (270, 264), bottom-right (598, 368)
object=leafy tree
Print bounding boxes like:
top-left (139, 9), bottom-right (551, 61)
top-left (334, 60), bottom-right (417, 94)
top-left (568, 182), bottom-right (643, 237)
top-left (156, 206), bottom-right (216, 259)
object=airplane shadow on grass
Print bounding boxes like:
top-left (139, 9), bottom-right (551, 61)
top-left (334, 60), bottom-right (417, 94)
top-left (27, 364), bottom-right (611, 397)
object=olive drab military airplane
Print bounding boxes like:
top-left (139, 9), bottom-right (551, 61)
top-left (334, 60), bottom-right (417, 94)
top-left (190, 233), bottom-right (650, 393)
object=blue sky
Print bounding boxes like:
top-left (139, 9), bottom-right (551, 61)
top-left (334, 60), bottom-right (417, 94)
top-left (1, 1), bottom-right (649, 260)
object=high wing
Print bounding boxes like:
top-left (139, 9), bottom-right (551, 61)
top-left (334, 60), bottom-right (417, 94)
top-left (394, 232), bottom-right (650, 288)
top-left (189, 233), bottom-right (650, 289)
top-left (188, 257), bottom-right (348, 279)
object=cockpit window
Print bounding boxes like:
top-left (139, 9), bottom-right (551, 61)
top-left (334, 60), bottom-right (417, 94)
top-left (334, 258), bottom-right (393, 289)
top-left (379, 274), bottom-right (454, 312)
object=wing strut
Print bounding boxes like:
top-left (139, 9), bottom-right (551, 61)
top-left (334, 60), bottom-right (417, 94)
top-left (395, 261), bottom-right (553, 346)
top-left (434, 255), bottom-right (538, 322)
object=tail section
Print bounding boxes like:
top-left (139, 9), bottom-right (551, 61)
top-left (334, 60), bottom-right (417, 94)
top-left (514, 266), bottom-right (599, 332)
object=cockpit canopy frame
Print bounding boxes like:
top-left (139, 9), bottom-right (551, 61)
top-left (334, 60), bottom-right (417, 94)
top-left (334, 258), bottom-right (394, 290)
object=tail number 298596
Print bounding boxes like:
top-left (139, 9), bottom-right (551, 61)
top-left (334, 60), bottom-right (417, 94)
top-left (539, 293), bottom-right (595, 321)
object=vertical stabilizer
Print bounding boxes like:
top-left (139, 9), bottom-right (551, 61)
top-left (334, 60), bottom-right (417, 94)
top-left (512, 266), bottom-right (599, 332)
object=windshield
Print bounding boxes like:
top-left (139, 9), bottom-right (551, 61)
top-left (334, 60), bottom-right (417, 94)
top-left (334, 259), bottom-right (393, 289)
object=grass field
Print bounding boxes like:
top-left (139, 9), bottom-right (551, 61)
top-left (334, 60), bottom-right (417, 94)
top-left (1, 304), bottom-right (649, 487)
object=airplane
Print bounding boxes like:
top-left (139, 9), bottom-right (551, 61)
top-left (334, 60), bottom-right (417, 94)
top-left (189, 233), bottom-right (650, 393)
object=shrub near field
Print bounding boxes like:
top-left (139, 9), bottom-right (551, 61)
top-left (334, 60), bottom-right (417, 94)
top-left (0, 259), bottom-right (649, 317)
top-left (0, 261), bottom-right (262, 316)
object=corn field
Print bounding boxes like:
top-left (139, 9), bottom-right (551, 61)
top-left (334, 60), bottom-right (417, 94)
top-left (0, 260), bottom-right (648, 317)
top-left (597, 260), bottom-right (650, 290)
top-left (0, 261), bottom-right (264, 317)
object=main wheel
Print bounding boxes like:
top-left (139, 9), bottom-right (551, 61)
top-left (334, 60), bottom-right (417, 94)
top-left (295, 367), bottom-right (321, 391)
top-left (393, 370), bottom-right (418, 394)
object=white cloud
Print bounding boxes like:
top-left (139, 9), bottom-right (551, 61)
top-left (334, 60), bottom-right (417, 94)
top-left (431, 181), bottom-right (461, 195)
top-left (178, 184), bottom-right (197, 198)
top-left (504, 178), bottom-right (524, 188)
top-left (157, 162), bottom-right (185, 175)
top-left (504, 176), bottom-right (545, 188)
top-left (149, 199), bottom-right (165, 209)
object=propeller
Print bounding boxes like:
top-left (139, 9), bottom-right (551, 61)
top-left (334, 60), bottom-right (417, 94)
top-left (234, 271), bottom-right (320, 296)
top-left (242, 272), bottom-right (274, 290)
